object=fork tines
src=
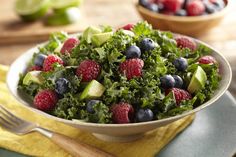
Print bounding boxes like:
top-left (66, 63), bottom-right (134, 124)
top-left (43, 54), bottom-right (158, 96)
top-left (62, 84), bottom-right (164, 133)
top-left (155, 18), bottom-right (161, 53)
top-left (0, 105), bottom-right (23, 129)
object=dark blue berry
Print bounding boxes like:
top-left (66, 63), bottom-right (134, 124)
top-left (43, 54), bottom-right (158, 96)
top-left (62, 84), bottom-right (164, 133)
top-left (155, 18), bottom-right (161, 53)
top-left (205, 4), bottom-right (217, 14)
top-left (175, 9), bottom-right (187, 16)
top-left (173, 57), bottom-right (188, 71)
top-left (202, 0), bottom-right (217, 14)
top-left (140, 38), bottom-right (156, 52)
top-left (86, 100), bottom-right (101, 113)
top-left (212, 0), bottom-right (225, 10)
top-left (55, 78), bottom-right (70, 95)
top-left (125, 45), bottom-right (141, 59)
top-left (34, 54), bottom-right (47, 67)
top-left (139, 0), bottom-right (149, 7)
top-left (146, 3), bottom-right (159, 12)
top-left (136, 109), bottom-right (153, 122)
top-left (173, 75), bottom-right (184, 88)
top-left (160, 75), bottom-right (175, 89)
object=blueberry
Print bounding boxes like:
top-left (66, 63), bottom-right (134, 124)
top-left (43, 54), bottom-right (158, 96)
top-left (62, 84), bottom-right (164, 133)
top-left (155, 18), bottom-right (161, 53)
top-left (146, 3), bottom-right (159, 12)
top-left (173, 75), bottom-right (184, 88)
top-left (55, 78), bottom-right (70, 95)
top-left (34, 54), bottom-right (47, 67)
top-left (139, 0), bottom-right (149, 7)
top-left (160, 75), bottom-right (175, 89)
top-left (136, 109), bottom-right (154, 122)
top-left (140, 38), bottom-right (156, 52)
top-left (86, 100), bottom-right (101, 113)
top-left (173, 57), bottom-right (188, 71)
top-left (175, 9), bottom-right (187, 16)
top-left (212, 0), bottom-right (225, 10)
top-left (125, 45), bottom-right (141, 59)
top-left (205, 4), bottom-right (217, 14)
top-left (202, 0), bottom-right (217, 14)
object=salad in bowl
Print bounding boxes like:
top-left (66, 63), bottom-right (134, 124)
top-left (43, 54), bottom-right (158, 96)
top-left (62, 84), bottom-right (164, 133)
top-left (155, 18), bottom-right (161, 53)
top-left (17, 22), bottom-right (222, 125)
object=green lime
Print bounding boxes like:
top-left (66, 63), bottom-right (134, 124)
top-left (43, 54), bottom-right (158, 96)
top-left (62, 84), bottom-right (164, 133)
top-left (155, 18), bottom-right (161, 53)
top-left (51, 0), bottom-right (82, 11)
top-left (46, 7), bottom-right (80, 26)
top-left (187, 66), bottom-right (207, 94)
top-left (15, 0), bottom-right (50, 21)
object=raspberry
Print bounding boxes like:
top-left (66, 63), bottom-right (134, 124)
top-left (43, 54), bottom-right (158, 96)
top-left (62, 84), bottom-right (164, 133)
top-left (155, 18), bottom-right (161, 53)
top-left (43, 55), bottom-right (64, 72)
top-left (175, 36), bottom-right (197, 51)
top-left (198, 55), bottom-right (217, 64)
top-left (119, 58), bottom-right (144, 80)
top-left (76, 60), bottom-right (101, 82)
top-left (111, 102), bottom-right (134, 123)
top-left (28, 65), bottom-right (42, 71)
top-left (60, 37), bottom-right (79, 54)
top-left (166, 88), bottom-right (192, 105)
top-left (186, 0), bottom-right (205, 16)
top-left (121, 24), bottom-right (134, 31)
top-left (34, 90), bottom-right (58, 111)
top-left (162, 0), bottom-right (184, 13)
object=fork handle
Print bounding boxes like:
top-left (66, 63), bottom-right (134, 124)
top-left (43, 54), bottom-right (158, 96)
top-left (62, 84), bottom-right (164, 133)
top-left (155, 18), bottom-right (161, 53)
top-left (35, 128), bottom-right (115, 157)
top-left (51, 133), bottom-right (115, 157)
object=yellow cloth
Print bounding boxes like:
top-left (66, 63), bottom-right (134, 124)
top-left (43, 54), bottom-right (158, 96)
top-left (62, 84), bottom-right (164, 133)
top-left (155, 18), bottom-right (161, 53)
top-left (0, 65), bottom-right (195, 157)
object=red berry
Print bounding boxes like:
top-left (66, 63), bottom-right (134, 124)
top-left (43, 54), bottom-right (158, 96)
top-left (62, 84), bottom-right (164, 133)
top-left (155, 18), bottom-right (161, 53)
top-left (175, 36), bottom-right (197, 51)
top-left (119, 58), bottom-right (144, 80)
top-left (111, 102), bottom-right (134, 123)
top-left (166, 88), bottom-right (192, 105)
top-left (162, 0), bottom-right (184, 13)
top-left (34, 90), bottom-right (58, 111)
top-left (61, 37), bottom-right (79, 54)
top-left (43, 55), bottom-right (64, 72)
top-left (28, 65), bottom-right (42, 71)
top-left (198, 55), bottom-right (217, 64)
top-left (76, 60), bottom-right (101, 82)
top-left (186, 0), bottom-right (205, 16)
top-left (121, 24), bottom-right (134, 31)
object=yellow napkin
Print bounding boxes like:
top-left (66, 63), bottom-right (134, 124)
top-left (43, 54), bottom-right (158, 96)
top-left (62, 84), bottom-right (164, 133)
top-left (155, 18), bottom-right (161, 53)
top-left (0, 65), bottom-right (195, 157)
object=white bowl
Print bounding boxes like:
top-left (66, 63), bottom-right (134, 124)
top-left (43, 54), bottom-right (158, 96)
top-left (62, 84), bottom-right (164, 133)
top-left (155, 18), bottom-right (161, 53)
top-left (7, 36), bottom-right (232, 142)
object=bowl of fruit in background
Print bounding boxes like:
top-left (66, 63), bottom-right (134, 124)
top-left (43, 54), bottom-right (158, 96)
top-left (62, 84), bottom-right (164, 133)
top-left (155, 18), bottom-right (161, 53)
top-left (7, 23), bottom-right (232, 142)
top-left (136, 0), bottom-right (230, 36)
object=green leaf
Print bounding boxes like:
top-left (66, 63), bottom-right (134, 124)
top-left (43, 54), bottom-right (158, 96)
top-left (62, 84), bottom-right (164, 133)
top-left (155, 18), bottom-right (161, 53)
top-left (132, 21), bottom-right (153, 37)
top-left (52, 93), bottom-right (85, 119)
top-left (86, 102), bottom-right (112, 123)
top-left (94, 47), bottom-right (107, 60)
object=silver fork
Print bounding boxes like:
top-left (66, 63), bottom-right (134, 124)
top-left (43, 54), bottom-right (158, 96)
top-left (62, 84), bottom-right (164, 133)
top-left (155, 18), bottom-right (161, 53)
top-left (0, 105), bottom-right (114, 157)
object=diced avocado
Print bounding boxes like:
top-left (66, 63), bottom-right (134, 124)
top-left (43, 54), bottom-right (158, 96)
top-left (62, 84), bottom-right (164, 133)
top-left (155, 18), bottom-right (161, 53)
top-left (91, 32), bottom-right (113, 46)
top-left (23, 71), bottom-right (43, 85)
top-left (79, 80), bottom-right (105, 100)
top-left (82, 26), bottom-right (102, 43)
top-left (187, 66), bottom-right (207, 94)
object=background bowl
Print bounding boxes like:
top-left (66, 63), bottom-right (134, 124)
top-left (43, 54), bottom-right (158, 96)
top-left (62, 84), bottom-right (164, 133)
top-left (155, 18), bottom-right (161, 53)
top-left (136, 0), bottom-right (229, 37)
top-left (7, 36), bottom-right (232, 142)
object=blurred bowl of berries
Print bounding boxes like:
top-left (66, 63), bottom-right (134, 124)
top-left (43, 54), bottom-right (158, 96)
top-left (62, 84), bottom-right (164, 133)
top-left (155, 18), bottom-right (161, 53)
top-left (136, 0), bottom-right (230, 36)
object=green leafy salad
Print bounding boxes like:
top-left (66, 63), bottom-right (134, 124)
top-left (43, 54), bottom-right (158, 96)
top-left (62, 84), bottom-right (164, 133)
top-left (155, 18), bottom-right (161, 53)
top-left (18, 22), bottom-right (221, 124)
